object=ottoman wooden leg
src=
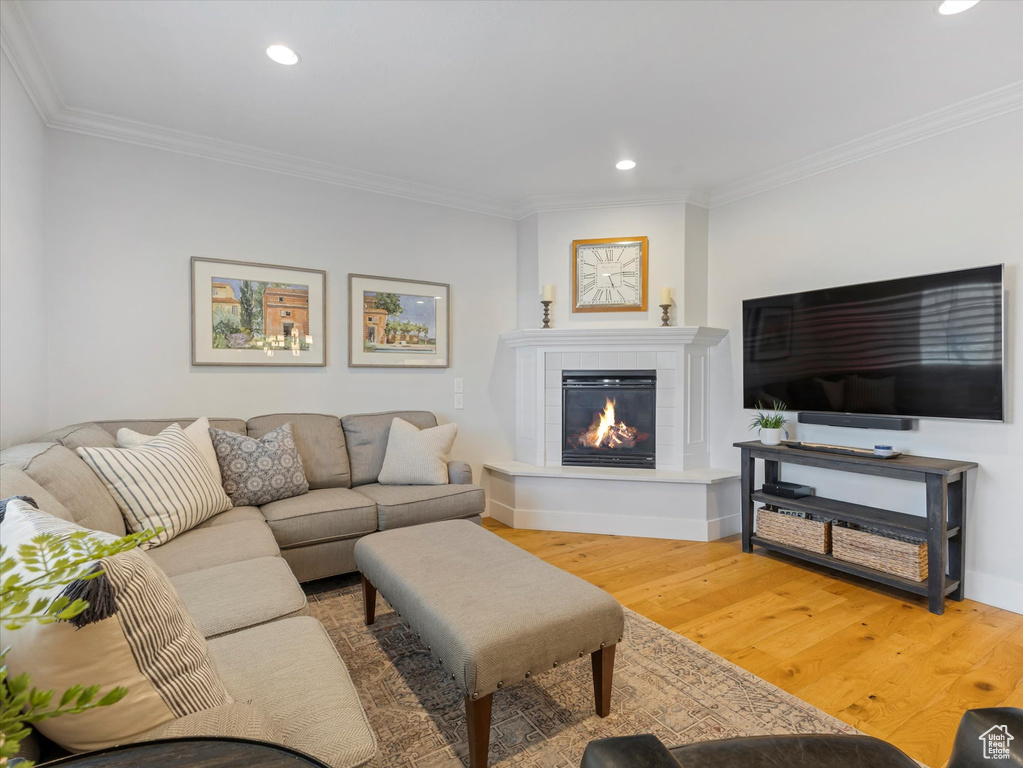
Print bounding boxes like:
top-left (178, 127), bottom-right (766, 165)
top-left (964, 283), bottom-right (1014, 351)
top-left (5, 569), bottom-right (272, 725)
top-left (465, 692), bottom-right (493, 768)
top-left (591, 644), bottom-right (616, 717)
top-left (361, 574), bottom-right (377, 626)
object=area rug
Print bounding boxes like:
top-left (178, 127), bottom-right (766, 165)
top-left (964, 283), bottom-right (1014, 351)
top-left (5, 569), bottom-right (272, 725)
top-left (306, 576), bottom-right (857, 767)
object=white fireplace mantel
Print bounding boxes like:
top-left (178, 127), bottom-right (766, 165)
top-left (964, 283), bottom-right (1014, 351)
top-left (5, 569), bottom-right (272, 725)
top-left (501, 326), bottom-right (729, 472)
top-left (489, 325), bottom-right (740, 542)
top-left (501, 327), bottom-right (728, 349)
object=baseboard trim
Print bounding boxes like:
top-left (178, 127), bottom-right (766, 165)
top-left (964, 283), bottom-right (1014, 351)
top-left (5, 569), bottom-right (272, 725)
top-left (490, 500), bottom-right (716, 541)
top-left (965, 570), bottom-right (1023, 615)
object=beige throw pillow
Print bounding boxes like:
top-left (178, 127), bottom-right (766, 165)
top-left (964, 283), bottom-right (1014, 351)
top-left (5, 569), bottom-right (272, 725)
top-left (116, 417), bottom-right (222, 485)
top-left (0, 499), bottom-right (231, 752)
top-left (78, 424), bottom-right (232, 547)
top-left (377, 418), bottom-right (457, 486)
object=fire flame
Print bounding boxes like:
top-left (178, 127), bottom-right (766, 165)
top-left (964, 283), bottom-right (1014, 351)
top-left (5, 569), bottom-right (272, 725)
top-left (594, 398), bottom-right (617, 447)
top-left (572, 397), bottom-right (648, 451)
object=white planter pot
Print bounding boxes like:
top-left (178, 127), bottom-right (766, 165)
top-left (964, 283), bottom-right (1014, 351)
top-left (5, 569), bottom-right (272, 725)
top-left (759, 428), bottom-right (785, 446)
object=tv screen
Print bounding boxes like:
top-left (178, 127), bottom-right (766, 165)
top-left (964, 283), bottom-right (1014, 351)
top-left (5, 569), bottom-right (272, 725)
top-left (742, 265), bottom-right (1004, 421)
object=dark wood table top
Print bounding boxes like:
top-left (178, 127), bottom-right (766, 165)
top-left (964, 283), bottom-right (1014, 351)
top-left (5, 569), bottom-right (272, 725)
top-left (40, 737), bottom-right (331, 768)
top-left (732, 440), bottom-right (978, 475)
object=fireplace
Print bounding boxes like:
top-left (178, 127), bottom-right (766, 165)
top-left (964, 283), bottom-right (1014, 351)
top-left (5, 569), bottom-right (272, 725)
top-left (562, 370), bottom-right (656, 468)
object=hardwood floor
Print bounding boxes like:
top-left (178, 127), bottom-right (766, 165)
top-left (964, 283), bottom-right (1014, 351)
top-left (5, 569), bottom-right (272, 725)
top-left (483, 518), bottom-right (1023, 768)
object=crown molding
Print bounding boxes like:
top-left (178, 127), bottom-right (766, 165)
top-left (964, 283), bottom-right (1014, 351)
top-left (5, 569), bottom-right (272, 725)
top-left (47, 106), bottom-right (519, 218)
top-left (710, 81), bottom-right (1023, 208)
top-left (513, 187), bottom-right (710, 220)
top-left (0, 0), bottom-right (63, 122)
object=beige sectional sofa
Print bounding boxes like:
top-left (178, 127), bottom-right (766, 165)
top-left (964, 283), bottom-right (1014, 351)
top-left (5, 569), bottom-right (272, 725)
top-left (0, 410), bottom-right (486, 766)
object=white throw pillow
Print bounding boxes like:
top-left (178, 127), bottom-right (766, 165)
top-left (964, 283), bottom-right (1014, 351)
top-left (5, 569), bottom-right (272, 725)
top-left (0, 499), bottom-right (231, 752)
top-left (117, 417), bottom-right (222, 485)
top-left (378, 418), bottom-right (457, 486)
top-left (78, 423), bottom-right (232, 547)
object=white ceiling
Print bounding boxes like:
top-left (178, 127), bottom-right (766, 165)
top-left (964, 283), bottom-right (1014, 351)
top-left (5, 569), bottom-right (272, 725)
top-left (5, 0), bottom-right (1023, 214)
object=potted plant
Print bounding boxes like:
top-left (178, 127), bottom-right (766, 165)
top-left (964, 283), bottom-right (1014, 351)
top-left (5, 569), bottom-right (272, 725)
top-left (748, 400), bottom-right (788, 445)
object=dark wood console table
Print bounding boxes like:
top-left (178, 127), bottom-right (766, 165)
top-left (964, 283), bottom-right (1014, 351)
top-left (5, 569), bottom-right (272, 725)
top-left (734, 441), bottom-right (977, 615)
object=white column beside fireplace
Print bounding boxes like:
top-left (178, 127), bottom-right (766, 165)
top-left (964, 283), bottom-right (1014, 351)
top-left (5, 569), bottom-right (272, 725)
top-left (485, 327), bottom-right (741, 541)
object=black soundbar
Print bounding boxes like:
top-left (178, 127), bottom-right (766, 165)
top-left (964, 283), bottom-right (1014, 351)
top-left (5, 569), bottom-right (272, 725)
top-left (797, 412), bottom-right (915, 431)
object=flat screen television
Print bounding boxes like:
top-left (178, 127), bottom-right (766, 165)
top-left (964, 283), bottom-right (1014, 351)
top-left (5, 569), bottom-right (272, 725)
top-left (742, 265), bottom-right (1004, 421)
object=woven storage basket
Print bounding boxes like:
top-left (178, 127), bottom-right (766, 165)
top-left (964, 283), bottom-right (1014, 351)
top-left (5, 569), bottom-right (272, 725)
top-left (832, 526), bottom-right (927, 581)
top-left (756, 508), bottom-right (831, 554)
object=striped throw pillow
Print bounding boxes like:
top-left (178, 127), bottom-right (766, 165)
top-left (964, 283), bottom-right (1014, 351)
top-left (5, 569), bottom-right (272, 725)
top-left (77, 423), bottom-right (232, 547)
top-left (1, 498), bottom-right (232, 752)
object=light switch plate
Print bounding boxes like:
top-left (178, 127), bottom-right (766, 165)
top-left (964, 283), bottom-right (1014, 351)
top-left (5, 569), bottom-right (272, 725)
top-left (453, 377), bottom-right (464, 394)
top-left (454, 394), bottom-right (464, 410)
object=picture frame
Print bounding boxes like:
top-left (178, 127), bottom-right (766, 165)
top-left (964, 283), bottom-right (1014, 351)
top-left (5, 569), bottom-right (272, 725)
top-left (348, 274), bottom-right (450, 368)
top-left (571, 236), bottom-right (648, 312)
top-left (190, 257), bottom-right (326, 367)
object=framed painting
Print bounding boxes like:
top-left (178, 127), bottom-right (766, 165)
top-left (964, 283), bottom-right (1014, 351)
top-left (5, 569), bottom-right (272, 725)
top-left (348, 274), bottom-right (450, 368)
top-left (190, 257), bottom-right (326, 366)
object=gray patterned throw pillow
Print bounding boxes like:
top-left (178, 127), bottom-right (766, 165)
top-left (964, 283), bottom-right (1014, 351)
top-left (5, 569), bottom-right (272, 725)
top-left (209, 423), bottom-right (309, 506)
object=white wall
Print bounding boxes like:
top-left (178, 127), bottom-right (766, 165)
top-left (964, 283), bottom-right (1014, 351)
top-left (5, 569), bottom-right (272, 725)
top-left (0, 50), bottom-right (48, 446)
top-left (533, 203), bottom-right (688, 329)
top-left (516, 213), bottom-right (539, 328)
top-left (707, 111), bottom-right (1023, 613)
top-left (43, 131), bottom-right (519, 480)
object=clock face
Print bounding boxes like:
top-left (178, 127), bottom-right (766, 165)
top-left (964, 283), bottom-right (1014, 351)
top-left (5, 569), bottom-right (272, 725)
top-left (573, 238), bottom-right (647, 311)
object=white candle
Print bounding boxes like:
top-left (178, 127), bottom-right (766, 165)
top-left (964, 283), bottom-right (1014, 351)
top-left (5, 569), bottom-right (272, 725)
top-left (660, 287), bottom-right (672, 305)
top-left (542, 284), bottom-right (554, 302)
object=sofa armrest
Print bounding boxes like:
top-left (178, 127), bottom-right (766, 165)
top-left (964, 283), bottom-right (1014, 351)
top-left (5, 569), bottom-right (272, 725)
top-left (447, 461), bottom-right (473, 485)
top-left (582, 735), bottom-right (680, 768)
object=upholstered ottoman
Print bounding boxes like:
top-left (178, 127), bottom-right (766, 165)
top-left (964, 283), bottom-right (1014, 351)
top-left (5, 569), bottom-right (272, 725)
top-left (354, 520), bottom-right (625, 768)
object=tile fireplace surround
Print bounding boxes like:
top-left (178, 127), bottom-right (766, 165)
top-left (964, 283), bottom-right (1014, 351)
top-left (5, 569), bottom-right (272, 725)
top-left (485, 328), bottom-right (741, 541)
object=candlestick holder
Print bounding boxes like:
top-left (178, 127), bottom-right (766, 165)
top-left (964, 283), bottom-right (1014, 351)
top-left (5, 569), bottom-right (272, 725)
top-left (659, 303), bottom-right (671, 327)
top-left (541, 300), bottom-right (553, 329)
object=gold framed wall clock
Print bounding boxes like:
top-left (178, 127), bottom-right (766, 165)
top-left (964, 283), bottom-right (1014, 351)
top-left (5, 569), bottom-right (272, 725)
top-left (571, 236), bottom-right (648, 312)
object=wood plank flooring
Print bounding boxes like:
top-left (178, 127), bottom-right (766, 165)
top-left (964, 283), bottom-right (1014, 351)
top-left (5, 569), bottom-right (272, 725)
top-left (483, 519), bottom-right (1023, 768)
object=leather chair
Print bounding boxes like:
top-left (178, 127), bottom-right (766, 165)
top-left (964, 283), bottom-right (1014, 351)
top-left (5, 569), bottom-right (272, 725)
top-left (581, 707), bottom-right (1022, 768)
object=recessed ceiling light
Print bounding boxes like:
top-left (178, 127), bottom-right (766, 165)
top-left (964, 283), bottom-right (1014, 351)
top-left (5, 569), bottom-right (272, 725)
top-left (616, 160), bottom-right (637, 171)
top-left (266, 44), bottom-right (300, 65)
top-left (937, 0), bottom-right (980, 15)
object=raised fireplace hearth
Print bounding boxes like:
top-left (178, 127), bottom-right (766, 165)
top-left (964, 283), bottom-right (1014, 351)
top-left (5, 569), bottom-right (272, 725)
top-left (562, 370), bottom-right (656, 468)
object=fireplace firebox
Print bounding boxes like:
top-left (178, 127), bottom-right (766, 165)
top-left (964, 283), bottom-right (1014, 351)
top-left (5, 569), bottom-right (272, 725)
top-left (562, 370), bottom-right (656, 468)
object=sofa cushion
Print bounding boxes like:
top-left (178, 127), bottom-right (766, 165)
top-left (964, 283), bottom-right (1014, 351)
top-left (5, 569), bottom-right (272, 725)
top-left (0, 465), bottom-right (75, 522)
top-left (195, 505), bottom-right (266, 528)
top-left (132, 702), bottom-right (283, 744)
top-left (77, 424), bottom-right (233, 548)
top-left (259, 487), bottom-right (377, 549)
top-left (0, 442), bottom-right (126, 535)
top-left (211, 424), bottom-right (310, 507)
top-left (2, 500), bottom-right (232, 753)
top-left (37, 422), bottom-right (118, 450)
top-left (170, 557), bottom-right (308, 638)
top-left (354, 482), bottom-right (485, 530)
top-left (247, 413), bottom-right (351, 490)
top-left (147, 520), bottom-right (280, 576)
top-left (117, 416), bottom-right (223, 485)
top-left (341, 410), bottom-right (437, 487)
top-left (207, 616), bottom-right (377, 768)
